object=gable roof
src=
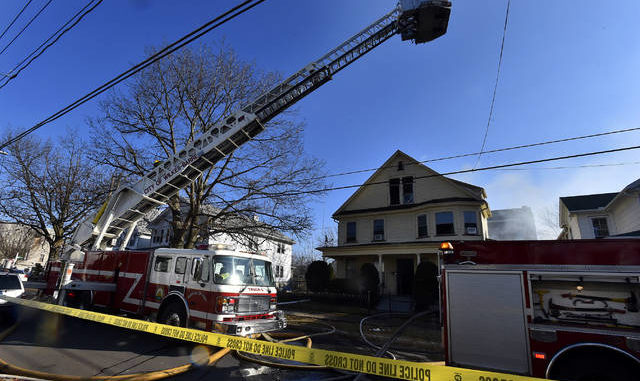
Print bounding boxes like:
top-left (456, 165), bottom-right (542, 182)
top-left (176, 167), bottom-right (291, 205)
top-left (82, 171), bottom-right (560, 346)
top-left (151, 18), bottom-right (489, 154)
top-left (333, 150), bottom-right (487, 217)
top-left (559, 193), bottom-right (618, 212)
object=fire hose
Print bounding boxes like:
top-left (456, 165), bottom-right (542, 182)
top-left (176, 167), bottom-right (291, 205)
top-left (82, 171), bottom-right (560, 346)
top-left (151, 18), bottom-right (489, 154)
top-left (354, 310), bottom-right (437, 381)
top-left (234, 316), bottom-right (340, 371)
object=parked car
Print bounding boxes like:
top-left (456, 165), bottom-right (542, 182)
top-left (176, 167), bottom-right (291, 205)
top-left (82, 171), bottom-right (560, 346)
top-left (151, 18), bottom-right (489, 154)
top-left (8, 268), bottom-right (28, 282)
top-left (0, 273), bottom-right (25, 305)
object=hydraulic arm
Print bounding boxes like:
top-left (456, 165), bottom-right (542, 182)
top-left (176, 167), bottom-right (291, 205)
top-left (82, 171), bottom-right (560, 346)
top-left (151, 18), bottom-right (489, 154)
top-left (65, 1), bottom-right (451, 258)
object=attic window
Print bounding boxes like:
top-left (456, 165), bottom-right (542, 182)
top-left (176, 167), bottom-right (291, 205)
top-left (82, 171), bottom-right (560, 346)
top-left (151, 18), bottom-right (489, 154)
top-left (397, 161), bottom-right (404, 171)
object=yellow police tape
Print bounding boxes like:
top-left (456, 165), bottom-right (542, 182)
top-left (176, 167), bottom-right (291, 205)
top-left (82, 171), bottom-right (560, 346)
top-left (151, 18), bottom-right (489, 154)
top-left (0, 296), bottom-right (546, 381)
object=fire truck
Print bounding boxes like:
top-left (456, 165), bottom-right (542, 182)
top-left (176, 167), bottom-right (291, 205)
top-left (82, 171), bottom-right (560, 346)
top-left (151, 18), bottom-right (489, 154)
top-left (440, 239), bottom-right (640, 381)
top-left (45, 246), bottom-right (284, 335)
top-left (31, 1), bottom-right (452, 335)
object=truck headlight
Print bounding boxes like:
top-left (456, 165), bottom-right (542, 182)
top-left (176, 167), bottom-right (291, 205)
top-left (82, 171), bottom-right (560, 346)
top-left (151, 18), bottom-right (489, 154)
top-left (270, 296), bottom-right (277, 310)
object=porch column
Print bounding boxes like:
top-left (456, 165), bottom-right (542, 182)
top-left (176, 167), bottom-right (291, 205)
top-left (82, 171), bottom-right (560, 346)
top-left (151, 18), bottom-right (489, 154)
top-left (377, 254), bottom-right (384, 289)
top-left (416, 253), bottom-right (421, 266)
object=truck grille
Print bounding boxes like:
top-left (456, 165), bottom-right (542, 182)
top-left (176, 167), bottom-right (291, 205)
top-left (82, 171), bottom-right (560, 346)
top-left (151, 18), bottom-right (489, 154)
top-left (236, 295), bottom-right (270, 313)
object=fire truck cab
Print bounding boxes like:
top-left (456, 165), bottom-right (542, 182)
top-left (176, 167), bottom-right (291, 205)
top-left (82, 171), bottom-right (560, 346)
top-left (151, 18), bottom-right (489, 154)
top-left (440, 239), bottom-right (640, 381)
top-left (46, 245), bottom-right (285, 336)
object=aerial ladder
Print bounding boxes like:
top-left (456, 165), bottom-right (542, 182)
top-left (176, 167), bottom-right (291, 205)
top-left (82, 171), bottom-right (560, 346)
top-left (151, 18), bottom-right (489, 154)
top-left (64, 0), bottom-right (452, 259)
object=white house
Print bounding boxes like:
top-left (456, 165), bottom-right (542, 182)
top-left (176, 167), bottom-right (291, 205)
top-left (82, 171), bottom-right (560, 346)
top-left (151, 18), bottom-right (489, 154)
top-left (318, 150), bottom-right (490, 296)
top-left (558, 178), bottom-right (640, 239)
top-left (0, 222), bottom-right (49, 269)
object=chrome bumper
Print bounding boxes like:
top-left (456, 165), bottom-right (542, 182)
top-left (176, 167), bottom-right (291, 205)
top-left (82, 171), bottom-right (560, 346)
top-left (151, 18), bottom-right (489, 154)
top-left (214, 311), bottom-right (287, 336)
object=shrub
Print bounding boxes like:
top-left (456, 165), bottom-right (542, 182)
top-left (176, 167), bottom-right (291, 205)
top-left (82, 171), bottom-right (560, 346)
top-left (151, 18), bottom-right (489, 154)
top-left (414, 261), bottom-right (439, 311)
top-left (305, 260), bottom-right (332, 292)
top-left (360, 263), bottom-right (380, 308)
top-left (359, 263), bottom-right (379, 293)
top-left (328, 278), bottom-right (359, 293)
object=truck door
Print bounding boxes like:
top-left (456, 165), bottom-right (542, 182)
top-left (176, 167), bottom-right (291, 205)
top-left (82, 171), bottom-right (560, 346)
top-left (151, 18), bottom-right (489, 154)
top-left (184, 256), bottom-right (212, 323)
top-left (170, 256), bottom-right (188, 291)
top-left (446, 270), bottom-right (530, 375)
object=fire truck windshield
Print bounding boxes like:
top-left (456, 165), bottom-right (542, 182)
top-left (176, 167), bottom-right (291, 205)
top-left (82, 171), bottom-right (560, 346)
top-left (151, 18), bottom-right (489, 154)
top-left (212, 256), bottom-right (274, 287)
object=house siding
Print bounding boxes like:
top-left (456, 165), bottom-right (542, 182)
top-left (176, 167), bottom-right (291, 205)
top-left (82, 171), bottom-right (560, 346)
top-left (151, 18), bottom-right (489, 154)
top-left (559, 181), bottom-right (639, 239)
top-left (338, 203), bottom-right (486, 245)
top-left (341, 163), bottom-right (473, 213)
top-left (609, 195), bottom-right (640, 233)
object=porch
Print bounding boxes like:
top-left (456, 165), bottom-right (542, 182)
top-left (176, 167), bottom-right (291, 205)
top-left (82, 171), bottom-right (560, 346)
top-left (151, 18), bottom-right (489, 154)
top-left (320, 241), bottom-right (442, 297)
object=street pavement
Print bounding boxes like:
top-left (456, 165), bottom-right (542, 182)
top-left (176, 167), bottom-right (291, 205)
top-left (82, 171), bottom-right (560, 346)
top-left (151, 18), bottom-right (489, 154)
top-left (0, 305), bottom-right (340, 381)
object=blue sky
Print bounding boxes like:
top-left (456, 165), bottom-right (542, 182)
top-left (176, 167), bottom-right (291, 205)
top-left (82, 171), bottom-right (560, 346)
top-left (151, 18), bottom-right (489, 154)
top-left (1, 0), bottom-right (640, 244)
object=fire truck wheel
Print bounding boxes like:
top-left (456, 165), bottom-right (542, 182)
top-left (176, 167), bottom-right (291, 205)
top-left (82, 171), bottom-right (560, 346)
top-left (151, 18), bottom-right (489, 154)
top-left (158, 302), bottom-right (187, 327)
top-left (548, 346), bottom-right (640, 381)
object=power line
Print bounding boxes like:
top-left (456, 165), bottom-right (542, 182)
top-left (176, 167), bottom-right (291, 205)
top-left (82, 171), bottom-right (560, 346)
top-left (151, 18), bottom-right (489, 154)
top-left (0, 0), bottom-right (53, 57)
top-left (0, 0), bottom-right (266, 152)
top-left (0, 0), bottom-right (33, 42)
top-left (473, 0), bottom-right (511, 169)
top-left (495, 161), bottom-right (640, 171)
top-left (249, 144), bottom-right (640, 199)
top-left (0, 0), bottom-right (102, 89)
top-left (297, 126), bottom-right (640, 182)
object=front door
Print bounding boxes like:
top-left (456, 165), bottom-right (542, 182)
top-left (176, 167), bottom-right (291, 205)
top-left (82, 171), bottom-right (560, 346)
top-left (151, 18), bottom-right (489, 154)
top-left (396, 258), bottom-right (414, 295)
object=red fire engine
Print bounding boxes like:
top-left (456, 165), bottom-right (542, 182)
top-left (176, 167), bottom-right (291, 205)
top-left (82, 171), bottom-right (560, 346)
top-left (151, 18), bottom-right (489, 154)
top-left (28, 1), bottom-right (451, 336)
top-left (44, 246), bottom-right (284, 335)
top-left (440, 239), bottom-right (640, 381)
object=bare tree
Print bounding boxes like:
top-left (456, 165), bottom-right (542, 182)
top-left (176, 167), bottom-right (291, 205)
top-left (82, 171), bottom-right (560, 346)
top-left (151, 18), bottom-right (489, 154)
top-left (0, 223), bottom-right (38, 262)
top-left (538, 204), bottom-right (562, 239)
top-left (89, 43), bottom-right (327, 249)
top-left (0, 133), bottom-right (112, 259)
top-left (315, 225), bottom-right (338, 248)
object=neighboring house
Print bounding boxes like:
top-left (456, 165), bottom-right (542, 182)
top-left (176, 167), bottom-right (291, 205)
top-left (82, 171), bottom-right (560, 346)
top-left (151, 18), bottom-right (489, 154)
top-left (140, 204), bottom-right (295, 288)
top-left (117, 207), bottom-right (163, 251)
top-left (487, 206), bottom-right (537, 240)
top-left (318, 150), bottom-right (490, 296)
top-left (0, 222), bottom-right (50, 269)
top-left (558, 178), bottom-right (640, 239)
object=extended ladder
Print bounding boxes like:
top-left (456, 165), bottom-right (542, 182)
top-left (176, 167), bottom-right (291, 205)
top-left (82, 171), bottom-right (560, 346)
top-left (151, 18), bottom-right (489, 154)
top-left (66, 1), bottom-right (450, 255)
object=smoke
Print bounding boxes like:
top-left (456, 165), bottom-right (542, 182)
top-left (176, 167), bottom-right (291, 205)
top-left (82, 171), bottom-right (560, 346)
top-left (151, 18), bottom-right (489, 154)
top-left (476, 158), bottom-right (639, 239)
